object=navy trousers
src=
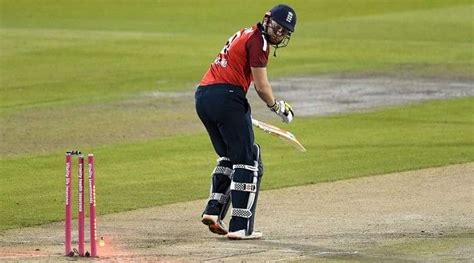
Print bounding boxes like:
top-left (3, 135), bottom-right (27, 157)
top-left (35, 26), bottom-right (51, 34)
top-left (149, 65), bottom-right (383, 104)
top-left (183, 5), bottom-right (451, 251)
top-left (196, 84), bottom-right (263, 233)
top-left (195, 84), bottom-right (254, 165)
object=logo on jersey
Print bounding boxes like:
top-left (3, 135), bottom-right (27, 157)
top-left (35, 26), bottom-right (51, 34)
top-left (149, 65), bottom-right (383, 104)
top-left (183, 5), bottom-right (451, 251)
top-left (214, 57), bottom-right (228, 67)
top-left (286, 12), bottom-right (293, 23)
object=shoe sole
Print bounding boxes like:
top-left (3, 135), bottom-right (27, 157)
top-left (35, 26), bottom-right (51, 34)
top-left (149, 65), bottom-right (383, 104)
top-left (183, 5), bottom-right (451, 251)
top-left (202, 218), bottom-right (228, 235)
top-left (227, 231), bottom-right (263, 240)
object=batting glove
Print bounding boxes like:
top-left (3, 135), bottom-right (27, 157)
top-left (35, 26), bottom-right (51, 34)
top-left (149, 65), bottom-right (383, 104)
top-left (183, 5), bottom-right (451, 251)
top-left (268, 99), bottom-right (294, 123)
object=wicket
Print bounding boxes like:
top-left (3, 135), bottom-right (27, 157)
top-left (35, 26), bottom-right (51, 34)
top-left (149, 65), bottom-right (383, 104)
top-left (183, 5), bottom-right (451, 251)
top-left (65, 150), bottom-right (97, 257)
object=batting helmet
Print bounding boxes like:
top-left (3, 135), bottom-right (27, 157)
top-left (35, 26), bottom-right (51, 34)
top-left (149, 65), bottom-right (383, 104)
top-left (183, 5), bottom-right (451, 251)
top-left (267, 4), bottom-right (297, 33)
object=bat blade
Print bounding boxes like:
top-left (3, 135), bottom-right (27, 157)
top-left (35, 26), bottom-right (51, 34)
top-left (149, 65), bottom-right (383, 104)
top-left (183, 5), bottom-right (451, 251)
top-left (252, 118), bottom-right (307, 152)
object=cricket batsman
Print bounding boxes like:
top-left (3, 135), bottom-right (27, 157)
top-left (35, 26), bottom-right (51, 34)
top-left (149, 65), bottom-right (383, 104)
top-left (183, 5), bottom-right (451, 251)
top-left (195, 4), bottom-right (297, 240)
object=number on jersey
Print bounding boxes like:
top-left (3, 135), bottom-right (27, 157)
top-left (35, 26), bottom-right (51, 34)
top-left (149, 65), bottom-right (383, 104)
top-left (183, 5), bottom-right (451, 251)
top-left (214, 27), bottom-right (253, 67)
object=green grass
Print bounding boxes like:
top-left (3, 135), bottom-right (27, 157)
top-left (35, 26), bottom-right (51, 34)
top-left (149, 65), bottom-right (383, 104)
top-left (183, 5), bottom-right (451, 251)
top-left (1, 0), bottom-right (472, 110)
top-left (0, 1), bottom-right (473, 231)
top-left (1, 98), bottom-right (473, 230)
top-left (364, 233), bottom-right (474, 261)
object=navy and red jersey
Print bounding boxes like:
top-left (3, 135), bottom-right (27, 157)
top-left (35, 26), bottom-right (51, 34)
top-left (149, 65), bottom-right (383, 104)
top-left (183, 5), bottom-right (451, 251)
top-left (200, 23), bottom-right (270, 93)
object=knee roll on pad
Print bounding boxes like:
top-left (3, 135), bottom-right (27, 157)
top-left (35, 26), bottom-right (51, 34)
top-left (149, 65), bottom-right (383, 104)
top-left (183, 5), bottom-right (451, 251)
top-left (254, 144), bottom-right (264, 178)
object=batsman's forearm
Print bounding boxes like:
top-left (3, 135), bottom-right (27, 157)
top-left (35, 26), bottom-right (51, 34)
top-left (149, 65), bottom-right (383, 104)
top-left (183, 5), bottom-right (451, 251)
top-left (254, 84), bottom-right (275, 106)
top-left (251, 67), bottom-right (275, 106)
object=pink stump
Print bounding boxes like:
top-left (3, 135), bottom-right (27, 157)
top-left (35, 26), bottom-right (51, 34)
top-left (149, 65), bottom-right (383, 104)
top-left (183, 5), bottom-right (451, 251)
top-left (65, 153), bottom-right (73, 256)
top-left (78, 155), bottom-right (85, 256)
top-left (88, 154), bottom-right (97, 257)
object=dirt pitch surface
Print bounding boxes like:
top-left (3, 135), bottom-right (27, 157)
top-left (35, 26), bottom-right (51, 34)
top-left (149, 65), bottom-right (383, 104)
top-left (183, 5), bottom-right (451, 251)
top-left (0, 163), bottom-right (473, 262)
top-left (1, 75), bottom-right (473, 261)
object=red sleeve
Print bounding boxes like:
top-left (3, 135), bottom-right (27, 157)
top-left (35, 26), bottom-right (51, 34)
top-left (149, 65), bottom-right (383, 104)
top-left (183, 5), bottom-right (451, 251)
top-left (247, 31), bottom-right (269, 68)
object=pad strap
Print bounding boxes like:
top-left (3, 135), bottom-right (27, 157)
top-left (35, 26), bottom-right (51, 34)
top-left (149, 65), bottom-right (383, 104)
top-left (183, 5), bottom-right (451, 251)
top-left (231, 208), bottom-right (252, 218)
top-left (217, 157), bottom-right (231, 162)
top-left (212, 166), bottom-right (233, 177)
top-left (230, 181), bottom-right (257, 193)
top-left (209, 193), bottom-right (229, 204)
top-left (233, 164), bottom-right (258, 172)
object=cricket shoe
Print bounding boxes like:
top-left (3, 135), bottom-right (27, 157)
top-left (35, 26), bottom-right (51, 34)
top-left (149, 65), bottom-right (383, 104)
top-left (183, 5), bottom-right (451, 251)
top-left (201, 214), bottom-right (228, 235)
top-left (226, 229), bottom-right (263, 240)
